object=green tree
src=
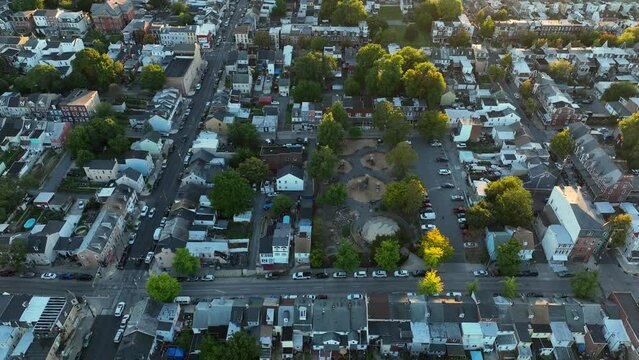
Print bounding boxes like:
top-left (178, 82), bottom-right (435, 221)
top-left (417, 111), bottom-right (448, 140)
top-left (271, 195), bottom-right (294, 216)
top-left (620, 112), bottom-right (639, 167)
top-left (228, 122), bottom-right (260, 150)
top-left (403, 61), bottom-right (446, 108)
top-left (321, 183), bottom-right (347, 206)
top-left (519, 79), bottom-right (533, 98)
top-left (436, 0), bottom-right (462, 20)
top-left (548, 59), bottom-right (574, 83)
top-left (549, 130), bottom-right (573, 161)
top-left (13, 64), bottom-right (61, 93)
top-left (522, 97), bottom-right (538, 117)
top-left (466, 201), bottom-right (493, 230)
top-left (253, 31), bottom-right (272, 48)
top-left (383, 176), bottom-right (426, 217)
top-left (170, 2), bottom-right (188, 14)
top-left (418, 270), bottom-right (444, 295)
top-left (609, 214), bottom-right (632, 248)
top-left (75, 149), bottom-right (95, 167)
top-left (229, 147), bottom-right (256, 168)
top-left (271, 0), bottom-right (286, 17)
top-left (319, 0), bottom-right (338, 20)
top-left (0, 178), bottom-right (26, 222)
top-left (382, 111), bottom-right (410, 146)
top-left (372, 100), bottom-right (394, 130)
top-left (199, 336), bottom-right (226, 359)
top-left (475, 9), bottom-right (487, 24)
top-left (173, 248), bottom-right (200, 276)
top-left (496, 238), bottom-right (522, 276)
top-left (208, 170), bottom-right (254, 218)
top-left (148, 0), bottom-right (168, 9)
top-left (480, 16), bottom-right (495, 38)
top-left (385, 141), bottom-right (418, 177)
top-left (292, 80), bottom-right (323, 103)
top-left (334, 240), bottom-right (361, 272)
top-left (396, 46), bottom-right (428, 72)
top-left (493, 8), bottom-right (509, 21)
top-left (467, 279), bottom-right (479, 295)
top-left (449, 29), bottom-right (471, 47)
top-left (571, 270), bottom-right (599, 299)
top-left (225, 331), bottom-right (261, 360)
top-left (329, 101), bottom-right (350, 129)
top-left (344, 77), bottom-right (361, 96)
top-left (177, 12), bottom-right (193, 25)
top-left (493, 187), bottom-right (533, 227)
top-left (602, 81), bottom-right (639, 102)
top-left (107, 135), bottom-right (130, 158)
top-left (65, 116), bottom-right (125, 159)
top-left (308, 146), bottom-right (338, 182)
top-left (237, 157), bottom-right (270, 185)
top-left (503, 277), bottom-right (518, 298)
top-left (365, 54), bottom-right (404, 97)
top-left (500, 53), bottom-right (513, 72)
top-left (317, 112), bottom-right (344, 151)
top-left (355, 44), bottom-right (386, 84)
top-left (331, 0), bottom-right (367, 26)
top-left (70, 48), bottom-right (123, 90)
top-left (310, 37), bottom-right (327, 51)
top-left (487, 64), bottom-right (506, 82)
top-left (310, 248), bottom-right (325, 267)
top-left (146, 273), bottom-right (181, 302)
top-left (374, 237), bottom-right (401, 271)
top-left (421, 228), bottom-right (454, 268)
top-left (404, 23), bottom-right (419, 41)
top-left (0, 240), bottom-right (27, 271)
top-left (367, 15), bottom-right (388, 39)
top-left (293, 52), bottom-right (337, 84)
top-left (414, 2), bottom-right (436, 32)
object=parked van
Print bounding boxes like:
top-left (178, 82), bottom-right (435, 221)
top-left (174, 296), bottom-right (192, 305)
top-left (153, 227), bottom-right (162, 241)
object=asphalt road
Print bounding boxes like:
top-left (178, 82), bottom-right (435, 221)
top-left (80, 315), bottom-right (120, 360)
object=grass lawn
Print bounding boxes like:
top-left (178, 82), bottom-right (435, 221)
top-left (379, 5), bottom-right (403, 21)
top-left (390, 25), bottom-right (431, 47)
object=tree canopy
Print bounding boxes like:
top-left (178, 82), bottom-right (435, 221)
top-left (487, 64), bottom-right (506, 82)
top-left (253, 31), bottom-right (272, 48)
top-left (437, 0), bottom-right (463, 21)
top-left (417, 111), bottom-right (449, 140)
top-left (571, 270), bottom-right (599, 299)
top-left (329, 101), bottom-right (350, 130)
top-left (396, 46), bottom-right (428, 72)
top-left (330, 0), bottom-right (367, 26)
top-left (374, 237), bottom-right (401, 271)
top-left (228, 122), bottom-right (260, 151)
top-left (308, 146), bottom-right (338, 182)
top-left (334, 240), bottom-right (361, 272)
top-left (69, 48), bottom-right (123, 90)
top-left (65, 116), bottom-right (127, 165)
top-left (320, 183), bottom-right (347, 206)
top-left (271, 195), bottom-right (294, 216)
top-left (200, 331), bottom-right (261, 360)
top-left (208, 170), bottom-right (254, 218)
top-left (548, 59), bottom-right (574, 83)
top-left (602, 81), bottom-right (639, 102)
top-left (519, 79), bottom-right (534, 98)
top-left (173, 248), bottom-right (200, 276)
top-left (496, 238), bottom-right (522, 276)
top-left (421, 228), bottom-right (454, 268)
top-left (549, 130), bottom-right (573, 161)
top-left (13, 64), bottom-right (62, 94)
top-left (146, 273), bottom-right (181, 302)
top-left (293, 52), bottom-right (337, 84)
top-left (503, 277), bottom-right (518, 298)
top-left (418, 270), bottom-right (444, 295)
top-left (385, 141), bottom-right (418, 177)
top-left (466, 177), bottom-right (532, 229)
top-left (383, 176), bottom-right (426, 217)
top-left (403, 61), bottom-right (446, 108)
top-left (237, 157), bottom-right (270, 185)
top-left (609, 214), bottom-right (632, 248)
top-left (365, 54), bottom-right (404, 97)
top-left (317, 112), bottom-right (345, 152)
top-left (292, 80), bottom-right (323, 103)
top-left (449, 29), bottom-right (472, 47)
top-left (139, 64), bottom-right (166, 92)
top-left (480, 17), bottom-right (495, 38)
top-left (618, 112), bottom-right (639, 168)
top-left (355, 44), bottom-right (386, 84)
top-left (0, 239), bottom-right (27, 271)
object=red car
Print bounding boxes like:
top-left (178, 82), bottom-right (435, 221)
top-left (453, 207), bottom-right (466, 213)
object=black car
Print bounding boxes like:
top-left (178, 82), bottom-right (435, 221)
top-left (264, 272), bottom-right (280, 280)
top-left (557, 271), bottom-right (574, 278)
top-left (76, 273), bottom-right (93, 281)
top-left (19, 271), bottom-right (36, 278)
top-left (412, 270), bottom-right (427, 277)
top-left (436, 157), bottom-right (448, 162)
top-left (0, 269), bottom-right (15, 277)
top-left (441, 183), bottom-right (455, 188)
top-left (515, 270), bottom-right (539, 277)
top-left (315, 272), bottom-right (329, 279)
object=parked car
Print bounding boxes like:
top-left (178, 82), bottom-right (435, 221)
top-left (160, 217), bottom-right (167, 227)
top-left (372, 270), bottom-right (387, 278)
top-left (557, 271), bottom-right (574, 278)
top-left (120, 314), bottom-right (130, 328)
top-left (292, 272), bottom-right (312, 280)
top-left (473, 270), bottom-right (488, 277)
top-left (148, 208), bottom-right (156, 218)
top-left (430, 141), bottom-right (442, 147)
top-left (436, 157), bottom-right (448, 162)
top-left (515, 270), bottom-right (539, 277)
top-left (353, 271), bottom-right (367, 278)
top-left (140, 205), bottom-right (149, 217)
top-left (41, 272), bottom-right (57, 280)
top-left (77, 200), bottom-right (84, 209)
top-left (59, 272), bottom-right (76, 280)
top-left (450, 195), bottom-right (465, 201)
top-left (456, 143), bottom-right (467, 148)
top-left (463, 242), bottom-right (479, 249)
top-left (412, 270), bottom-right (426, 277)
top-left (420, 211), bottom-right (436, 220)
top-left (83, 332), bottom-right (92, 348)
top-left (144, 252), bottom-right (154, 264)
top-left (19, 271), bottom-right (36, 278)
top-left (263, 200), bottom-right (272, 210)
top-left (76, 273), bottom-right (93, 281)
top-left (315, 272), bottom-right (329, 279)
top-left (438, 169), bottom-right (451, 175)
top-left (264, 272), bottom-right (279, 280)
top-left (441, 183), bottom-right (455, 188)
top-left (393, 270), bottom-right (409, 278)
top-left (201, 274), bottom-right (215, 281)
top-left (114, 302), bottom-right (126, 317)
top-left (445, 292), bottom-right (462, 297)
top-left (457, 218), bottom-right (467, 223)
top-left (347, 294), bottom-right (363, 300)
top-left (0, 269), bottom-right (15, 277)
top-left (421, 224), bottom-right (437, 232)
top-left (453, 207), bottom-right (466, 213)
top-left (332, 271), bottom-right (347, 279)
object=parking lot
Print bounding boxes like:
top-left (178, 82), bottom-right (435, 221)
top-left (80, 315), bottom-right (121, 360)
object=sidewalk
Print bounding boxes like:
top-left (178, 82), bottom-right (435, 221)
top-left (613, 249), bottom-right (639, 275)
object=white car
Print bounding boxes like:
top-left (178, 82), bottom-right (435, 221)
top-left (438, 169), bottom-right (452, 175)
top-left (292, 272), bottom-right (312, 280)
top-left (430, 141), bottom-right (442, 147)
top-left (347, 294), bottom-right (363, 300)
top-left (148, 208), bottom-right (156, 218)
top-left (113, 329), bottom-right (124, 343)
top-left (144, 251), bottom-right (154, 264)
top-left (473, 270), bottom-right (489, 277)
top-left (160, 217), bottom-right (167, 227)
top-left (457, 218), bottom-right (467, 223)
top-left (120, 314), bottom-right (130, 328)
top-left (201, 274), bottom-right (215, 281)
top-left (445, 292), bottom-right (462, 297)
top-left (463, 242), bottom-right (479, 248)
top-left (353, 271), bottom-right (367, 278)
top-left (450, 195), bottom-right (465, 201)
top-left (77, 200), bottom-right (84, 209)
top-left (114, 302), bottom-right (126, 317)
top-left (196, 83), bottom-right (201, 90)
top-left (393, 270), bottom-right (409, 278)
top-left (420, 212), bottom-right (436, 220)
top-left (40, 272), bottom-right (57, 280)
top-left (332, 271), bottom-right (347, 279)
top-left (372, 270), bottom-right (387, 278)
top-left (456, 143), bottom-right (467, 149)
top-left (140, 205), bottom-right (149, 217)
top-left (421, 224), bottom-right (437, 231)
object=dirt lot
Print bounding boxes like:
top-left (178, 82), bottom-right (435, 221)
top-left (340, 139), bottom-right (376, 156)
top-left (347, 175), bottom-right (386, 203)
top-left (360, 152), bottom-right (389, 171)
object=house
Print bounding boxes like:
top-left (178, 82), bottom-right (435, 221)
top-left (343, 96), bottom-right (374, 127)
top-left (619, 203), bottom-right (639, 264)
top-left (58, 90), bottom-right (99, 123)
top-left (608, 292), bottom-right (639, 351)
top-left (234, 25), bottom-right (252, 45)
top-left (120, 150), bottom-right (154, 176)
top-left (159, 25), bottom-right (197, 46)
top-left (147, 88), bottom-right (181, 134)
top-left (26, 220), bottom-right (64, 265)
top-left (569, 122), bottom-right (633, 202)
top-left (523, 163), bottom-right (558, 195)
top-left (83, 159), bottom-right (119, 183)
top-left (164, 46), bottom-right (203, 95)
top-left (90, 0), bottom-right (135, 33)
top-left (260, 145), bottom-right (304, 172)
top-left (130, 132), bottom-right (163, 156)
top-left (311, 297), bottom-right (368, 352)
top-left (276, 165), bottom-right (304, 192)
top-left (279, 78), bottom-right (290, 96)
top-left (291, 102), bottom-right (323, 131)
top-left (115, 168), bottom-right (145, 194)
top-left (252, 115), bottom-right (277, 133)
top-left (533, 74), bottom-right (581, 126)
top-left (233, 73), bottom-right (252, 94)
top-left (272, 222), bottom-right (292, 265)
top-left (431, 14), bottom-right (475, 44)
top-left (543, 186), bottom-right (606, 263)
top-left (453, 118), bottom-right (482, 143)
top-left (542, 224), bottom-right (574, 267)
top-left (8, 11), bottom-right (36, 35)
top-left (485, 227), bottom-right (535, 262)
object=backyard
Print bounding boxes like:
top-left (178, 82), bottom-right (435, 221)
top-left (379, 5), bottom-right (402, 21)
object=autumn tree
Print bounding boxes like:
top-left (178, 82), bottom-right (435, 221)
top-left (549, 130), bottom-right (573, 161)
top-left (403, 61), bottom-right (446, 108)
top-left (421, 228), bottom-right (454, 268)
top-left (548, 59), bottom-right (574, 83)
top-left (383, 176), bottom-right (426, 217)
top-left (609, 214), bottom-right (632, 248)
top-left (519, 79), bottom-right (534, 98)
top-left (418, 270), bottom-right (444, 295)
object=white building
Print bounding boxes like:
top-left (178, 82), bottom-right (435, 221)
top-left (462, 323), bottom-right (483, 350)
top-left (159, 25), bottom-right (197, 45)
top-left (272, 222), bottom-right (292, 264)
top-left (619, 202), bottom-right (639, 264)
top-left (541, 224), bottom-right (574, 266)
top-left (276, 165), bottom-right (304, 192)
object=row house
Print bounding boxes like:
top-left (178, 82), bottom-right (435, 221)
top-left (529, 19), bottom-right (587, 37)
top-left (542, 185), bottom-right (607, 264)
top-left (8, 11), bottom-right (36, 35)
top-left (31, 9), bottom-right (90, 37)
top-left (569, 122), bottom-right (634, 202)
top-left (0, 92), bottom-right (59, 118)
top-left (311, 21), bottom-right (369, 44)
top-left (532, 73), bottom-right (582, 126)
top-left (618, 203), bottom-right (639, 264)
top-left (53, 89), bottom-right (100, 123)
top-left (13, 37), bottom-right (84, 73)
top-left (343, 96), bottom-right (374, 128)
top-left (291, 102), bottom-right (322, 131)
top-left (90, 0), bottom-right (135, 33)
top-left (431, 14), bottom-right (475, 45)
top-left (493, 20), bottom-right (531, 41)
top-left (159, 25), bottom-right (197, 46)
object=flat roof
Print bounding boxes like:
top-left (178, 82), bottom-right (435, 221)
top-left (165, 58), bottom-right (193, 78)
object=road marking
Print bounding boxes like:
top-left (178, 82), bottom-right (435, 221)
top-left (214, 289), bottom-right (226, 294)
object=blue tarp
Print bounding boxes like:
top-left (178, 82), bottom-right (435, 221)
top-left (470, 351), bottom-right (483, 360)
top-left (166, 347), bottom-right (185, 359)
